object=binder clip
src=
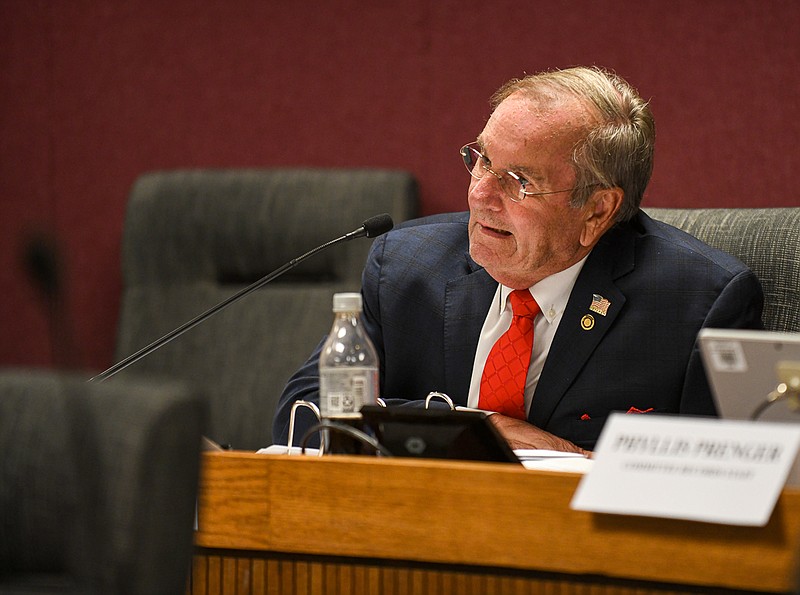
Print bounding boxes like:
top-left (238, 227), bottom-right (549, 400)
top-left (425, 391), bottom-right (455, 410)
top-left (287, 400), bottom-right (324, 456)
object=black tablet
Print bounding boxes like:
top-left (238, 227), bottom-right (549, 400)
top-left (359, 405), bottom-right (521, 464)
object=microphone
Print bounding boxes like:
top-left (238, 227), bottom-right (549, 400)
top-left (24, 232), bottom-right (80, 369)
top-left (344, 212), bottom-right (393, 240)
top-left (89, 213), bottom-right (394, 383)
top-left (24, 233), bottom-right (61, 299)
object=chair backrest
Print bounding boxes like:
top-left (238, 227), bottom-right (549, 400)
top-left (113, 169), bottom-right (418, 450)
top-left (644, 207), bottom-right (800, 333)
top-left (0, 370), bottom-right (206, 594)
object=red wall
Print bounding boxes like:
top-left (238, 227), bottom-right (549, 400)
top-left (2, 0), bottom-right (799, 372)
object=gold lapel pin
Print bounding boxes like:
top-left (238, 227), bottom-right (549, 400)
top-left (581, 314), bottom-right (595, 331)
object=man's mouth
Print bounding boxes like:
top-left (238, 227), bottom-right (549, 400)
top-left (481, 223), bottom-right (512, 237)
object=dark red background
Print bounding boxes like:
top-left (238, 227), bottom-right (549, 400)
top-left (2, 0), bottom-right (798, 372)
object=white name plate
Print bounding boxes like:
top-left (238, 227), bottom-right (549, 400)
top-left (571, 413), bottom-right (800, 526)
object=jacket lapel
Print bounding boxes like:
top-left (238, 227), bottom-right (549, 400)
top-left (443, 260), bottom-right (496, 403)
top-left (529, 221), bottom-right (637, 428)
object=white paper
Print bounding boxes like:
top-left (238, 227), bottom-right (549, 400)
top-left (257, 444), bottom-right (321, 456)
top-left (514, 449), bottom-right (587, 459)
top-left (515, 449), bottom-right (593, 472)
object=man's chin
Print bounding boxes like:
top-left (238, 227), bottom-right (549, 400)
top-left (469, 243), bottom-right (503, 274)
top-left (469, 243), bottom-right (530, 287)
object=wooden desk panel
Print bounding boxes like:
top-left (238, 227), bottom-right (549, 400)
top-left (193, 452), bottom-right (800, 594)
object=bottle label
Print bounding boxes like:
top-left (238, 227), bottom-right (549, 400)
top-left (319, 367), bottom-right (378, 417)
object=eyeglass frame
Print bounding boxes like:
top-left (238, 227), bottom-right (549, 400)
top-left (460, 142), bottom-right (588, 203)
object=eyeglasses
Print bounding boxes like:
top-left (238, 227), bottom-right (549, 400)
top-left (459, 142), bottom-right (580, 203)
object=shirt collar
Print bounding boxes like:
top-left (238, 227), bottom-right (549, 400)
top-left (498, 254), bottom-right (590, 323)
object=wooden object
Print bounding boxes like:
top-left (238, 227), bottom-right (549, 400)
top-left (192, 451), bottom-right (800, 594)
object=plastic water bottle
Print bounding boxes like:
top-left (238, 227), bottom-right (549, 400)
top-left (318, 292), bottom-right (379, 452)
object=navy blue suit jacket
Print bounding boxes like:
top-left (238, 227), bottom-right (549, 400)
top-left (273, 210), bottom-right (764, 450)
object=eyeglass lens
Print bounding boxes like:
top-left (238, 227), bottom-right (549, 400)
top-left (461, 145), bottom-right (483, 176)
top-left (461, 144), bottom-right (524, 201)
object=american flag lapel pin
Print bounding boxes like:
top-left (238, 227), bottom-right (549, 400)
top-left (589, 294), bottom-right (611, 316)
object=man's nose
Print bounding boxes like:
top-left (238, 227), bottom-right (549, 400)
top-left (468, 173), bottom-right (505, 208)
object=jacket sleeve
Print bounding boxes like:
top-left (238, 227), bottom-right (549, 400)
top-left (680, 268), bottom-right (765, 415)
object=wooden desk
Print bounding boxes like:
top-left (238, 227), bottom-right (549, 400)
top-left (192, 451), bottom-right (800, 594)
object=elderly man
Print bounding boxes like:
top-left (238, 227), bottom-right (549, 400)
top-left (273, 66), bottom-right (763, 454)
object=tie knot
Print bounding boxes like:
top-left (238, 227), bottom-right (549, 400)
top-left (509, 289), bottom-right (540, 318)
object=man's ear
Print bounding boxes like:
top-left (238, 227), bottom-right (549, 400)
top-left (580, 187), bottom-right (624, 247)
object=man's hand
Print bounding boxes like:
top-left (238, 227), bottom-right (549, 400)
top-left (488, 414), bottom-right (591, 457)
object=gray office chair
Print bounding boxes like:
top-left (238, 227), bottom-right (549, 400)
top-left (113, 169), bottom-right (418, 450)
top-left (0, 370), bottom-right (206, 594)
top-left (645, 207), bottom-right (800, 333)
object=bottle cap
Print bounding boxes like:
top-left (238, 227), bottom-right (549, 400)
top-left (332, 292), bottom-right (362, 312)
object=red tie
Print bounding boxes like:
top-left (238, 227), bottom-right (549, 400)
top-left (479, 289), bottom-right (540, 420)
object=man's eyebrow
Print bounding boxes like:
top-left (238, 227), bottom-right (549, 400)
top-left (512, 164), bottom-right (546, 183)
top-left (476, 137), bottom-right (547, 183)
top-left (505, 157), bottom-right (547, 183)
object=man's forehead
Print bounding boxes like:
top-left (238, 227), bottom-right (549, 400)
top-left (482, 92), bottom-right (591, 146)
top-left (503, 91), bottom-right (593, 124)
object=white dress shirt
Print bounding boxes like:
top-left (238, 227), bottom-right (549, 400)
top-left (467, 255), bottom-right (589, 415)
